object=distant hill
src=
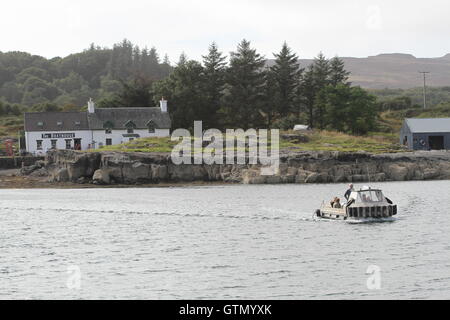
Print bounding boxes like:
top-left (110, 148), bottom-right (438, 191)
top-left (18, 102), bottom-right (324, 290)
top-left (301, 53), bottom-right (450, 89)
top-left (267, 53), bottom-right (450, 89)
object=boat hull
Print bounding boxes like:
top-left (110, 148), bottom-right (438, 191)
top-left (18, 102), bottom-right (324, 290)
top-left (316, 204), bottom-right (397, 220)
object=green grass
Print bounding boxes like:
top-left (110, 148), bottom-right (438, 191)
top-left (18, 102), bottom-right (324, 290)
top-left (0, 115), bottom-right (23, 154)
top-left (377, 104), bottom-right (450, 137)
top-left (96, 137), bottom-right (178, 153)
top-left (9, 104), bottom-right (450, 155)
top-left (93, 130), bottom-right (405, 155)
top-left (384, 105), bottom-right (450, 121)
top-left (0, 115), bottom-right (23, 137)
top-left (280, 130), bottom-right (405, 153)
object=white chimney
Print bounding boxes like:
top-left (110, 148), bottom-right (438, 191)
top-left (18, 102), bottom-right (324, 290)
top-left (88, 98), bottom-right (95, 113)
top-left (160, 97), bottom-right (168, 113)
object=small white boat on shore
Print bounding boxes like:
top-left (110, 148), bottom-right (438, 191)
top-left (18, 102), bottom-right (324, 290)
top-left (315, 187), bottom-right (397, 221)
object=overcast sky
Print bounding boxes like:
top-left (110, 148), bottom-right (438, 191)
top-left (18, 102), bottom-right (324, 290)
top-left (2, 0), bottom-right (449, 62)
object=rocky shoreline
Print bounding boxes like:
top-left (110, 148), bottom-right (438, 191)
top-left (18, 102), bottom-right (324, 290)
top-left (14, 149), bottom-right (450, 187)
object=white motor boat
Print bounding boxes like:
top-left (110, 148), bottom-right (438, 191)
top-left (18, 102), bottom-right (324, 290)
top-left (315, 187), bottom-right (397, 220)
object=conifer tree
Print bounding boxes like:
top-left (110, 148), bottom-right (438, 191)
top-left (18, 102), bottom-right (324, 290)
top-left (163, 54), bottom-right (170, 65)
top-left (312, 52), bottom-right (330, 89)
top-left (329, 56), bottom-right (350, 86)
top-left (301, 65), bottom-right (317, 128)
top-left (152, 60), bottom-right (207, 129)
top-left (303, 52), bottom-right (331, 129)
top-left (269, 42), bottom-right (301, 117)
top-left (177, 52), bottom-right (188, 66)
top-left (262, 69), bottom-right (278, 127)
top-left (225, 39), bottom-right (266, 128)
top-left (202, 42), bottom-right (227, 128)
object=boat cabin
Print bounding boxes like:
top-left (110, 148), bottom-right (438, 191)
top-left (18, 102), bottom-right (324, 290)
top-left (348, 189), bottom-right (388, 205)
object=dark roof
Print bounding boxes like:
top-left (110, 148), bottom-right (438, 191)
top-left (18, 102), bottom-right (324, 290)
top-left (87, 108), bottom-right (171, 130)
top-left (24, 107), bottom-right (171, 132)
top-left (24, 112), bottom-right (89, 131)
top-left (404, 118), bottom-right (450, 133)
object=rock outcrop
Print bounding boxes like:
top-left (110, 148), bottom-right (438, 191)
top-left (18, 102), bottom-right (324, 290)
top-left (20, 149), bottom-right (450, 185)
top-left (92, 169), bottom-right (110, 185)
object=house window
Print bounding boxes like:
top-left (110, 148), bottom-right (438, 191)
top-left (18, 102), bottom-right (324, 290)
top-left (65, 139), bottom-right (72, 149)
top-left (57, 121), bottom-right (63, 127)
top-left (124, 120), bottom-right (136, 134)
top-left (103, 121), bottom-right (114, 131)
top-left (36, 140), bottom-right (43, 150)
top-left (106, 138), bottom-right (112, 146)
top-left (147, 121), bottom-right (156, 133)
top-left (51, 140), bottom-right (57, 149)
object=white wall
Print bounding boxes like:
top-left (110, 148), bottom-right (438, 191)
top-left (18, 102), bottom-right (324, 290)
top-left (92, 128), bottom-right (170, 148)
top-left (25, 130), bottom-right (92, 155)
top-left (25, 128), bottom-right (170, 154)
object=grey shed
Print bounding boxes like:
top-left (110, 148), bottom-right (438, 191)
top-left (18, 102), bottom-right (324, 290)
top-left (400, 118), bottom-right (450, 150)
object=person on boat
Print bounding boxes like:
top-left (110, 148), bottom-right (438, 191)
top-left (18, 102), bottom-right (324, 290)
top-left (333, 198), bottom-right (342, 208)
top-left (330, 197), bottom-right (341, 208)
top-left (330, 198), bottom-right (336, 207)
top-left (344, 184), bottom-right (354, 200)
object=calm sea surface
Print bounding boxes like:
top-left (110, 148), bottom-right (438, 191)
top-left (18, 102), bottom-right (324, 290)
top-left (1, 181), bottom-right (449, 299)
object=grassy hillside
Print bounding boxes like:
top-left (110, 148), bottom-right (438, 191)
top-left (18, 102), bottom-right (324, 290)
top-left (371, 87), bottom-right (450, 108)
top-left (93, 103), bottom-right (450, 155)
top-left (95, 130), bottom-right (404, 154)
top-left (380, 103), bottom-right (450, 132)
top-left (0, 115), bottom-right (22, 137)
top-left (0, 115), bottom-right (23, 154)
top-left (280, 130), bottom-right (402, 153)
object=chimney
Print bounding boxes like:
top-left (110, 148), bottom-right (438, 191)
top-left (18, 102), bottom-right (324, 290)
top-left (88, 98), bottom-right (95, 113)
top-left (160, 97), bottom-right (168, 113)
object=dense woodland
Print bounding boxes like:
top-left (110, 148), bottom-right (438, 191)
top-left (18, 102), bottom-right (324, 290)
top-left (0, 39), bottom-right (171, 111)
top-left (1, 39), bottom-right (450, 138)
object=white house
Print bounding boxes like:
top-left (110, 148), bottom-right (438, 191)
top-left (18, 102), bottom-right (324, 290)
top-left (24, 99), bottom-right (171, 155)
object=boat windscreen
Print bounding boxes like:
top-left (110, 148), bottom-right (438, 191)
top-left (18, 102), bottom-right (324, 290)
top-left (356, 190), bottom-right (384, 203)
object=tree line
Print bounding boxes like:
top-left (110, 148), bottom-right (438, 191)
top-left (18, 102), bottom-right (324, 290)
top-left (0, 39), bottom-right (172, 108)
top-left (152, 40), bottom-right (378, 135)
top-left (1, 39), bottom-right (381, 135)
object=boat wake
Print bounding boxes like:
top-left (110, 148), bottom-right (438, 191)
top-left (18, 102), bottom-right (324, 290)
top-left (345, 217), bottom-right (397, 224)
top-left (312, 215), bottom-right (398, 224)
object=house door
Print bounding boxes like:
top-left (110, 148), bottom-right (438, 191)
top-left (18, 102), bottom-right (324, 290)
top-left (428, 136), bottom-right (444, 150)
top-left (74, 138), bottom-right (82, 150)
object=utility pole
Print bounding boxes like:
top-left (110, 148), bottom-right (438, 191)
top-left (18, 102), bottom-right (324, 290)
top-left (419, 71), bottom-right (430, 109)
